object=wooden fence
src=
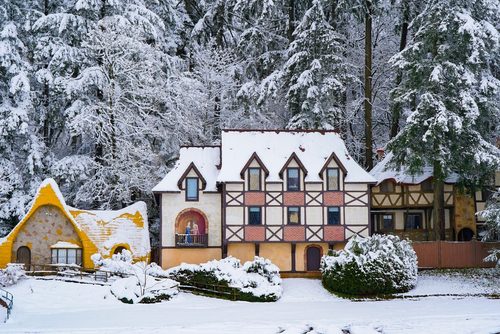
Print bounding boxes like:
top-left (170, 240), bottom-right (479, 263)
top-left (412, 241), bottom-right (500, 269)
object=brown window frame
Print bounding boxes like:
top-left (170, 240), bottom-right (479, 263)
top-left (327, 206), bottom-right (341, 225)
top-left (247, 167), bottom-right (262, 191)
top-left (248, 206), bottom-right (262, 225)
top-left (287, 206), bottom-right (301, 225)
top-left (185, 177), bottom-right (199, 201)
top-left (326, 167), bottom-right (340, 191)
top-left (378, 213), bottom-right (395, 231)
top-left (287, 168), bottom-right (300, 191)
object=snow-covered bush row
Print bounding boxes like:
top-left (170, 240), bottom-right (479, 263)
top-left (167, 256), bottom-right (282, 302)
top-left (92, 250), bottom-right (178, 303)
top-left (321, 234), bottom-right (417, 295)
top-left (0, 263), bottom-right (26, 287)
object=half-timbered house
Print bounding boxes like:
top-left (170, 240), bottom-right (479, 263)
top-left (153, 129), bottom-right (376, 273)
top-left (369, 150), bottom-right (499, 241)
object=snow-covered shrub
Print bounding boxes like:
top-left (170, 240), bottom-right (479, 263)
top-left (321, 234), bottom-right (417, 295)
top-left (91, 250), bottom-right (134, 275)
top-left (111, 274), bottom-right (179, 304)
top-left (0, 263), bottom-right (26, 287)
top-left (167, 256), bottom-right (282, 302)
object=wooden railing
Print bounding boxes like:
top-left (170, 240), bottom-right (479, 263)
top-left (178, 281), bottom-right (238, 301)
top-left (25, 263), bottom-right (126, 282)
top-left (0, 288), bottom-right (13, 322)
top-left (175, 233), bottom-right (208, 247)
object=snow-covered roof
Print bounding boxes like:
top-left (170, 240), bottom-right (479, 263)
top-left (152, 146), bottom-right (221, 192)
top-left (69, 201), bottom-right (150, 257)
top-left (1, 178), bottom-right (150, 258)
top-left (217, 130), bottom-right (375, 184)
top-left (370, 152), bottom-right (459, 185)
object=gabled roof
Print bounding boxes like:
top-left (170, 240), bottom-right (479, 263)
top-left (177, 162), bottom-right (207, 190)
top-left (240, 152), bottom-right (270, 179)
top-left (370, 152), bottom-right (459, 185)
top-left (152, 146), bottom-right (220, 192)
top-left (0, 179), bottom-right (150, 258)
top-left (217, 130), bottom-right (375, 184)
top-left (278, 152), bottom-right (308, 178)
top-left (318, 152), bottom-right (347, 177)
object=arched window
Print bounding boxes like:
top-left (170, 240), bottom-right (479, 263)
top-left (114, 246), bottom-right (127, 255)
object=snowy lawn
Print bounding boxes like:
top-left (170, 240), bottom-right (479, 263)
top-left (1, 270), bottom-right (500, 334)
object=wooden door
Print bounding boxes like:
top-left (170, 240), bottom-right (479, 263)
top-left (16, 246), bottom-right (31, 269)
top-left (306, 246), bottom-right (321, 271)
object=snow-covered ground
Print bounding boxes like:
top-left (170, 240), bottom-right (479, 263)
top-left (1, 271), bottom-right (499, 334)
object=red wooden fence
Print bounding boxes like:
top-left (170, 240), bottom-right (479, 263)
top-left (412, 241), bottom-right (500, 269)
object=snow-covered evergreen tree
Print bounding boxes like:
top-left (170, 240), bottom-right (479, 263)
top-left (387, 0), bottom-right (500, 239)
top-left (282, 0), bottom-right (353, 130)
top-left (478, 188), bottom-right (500, 265)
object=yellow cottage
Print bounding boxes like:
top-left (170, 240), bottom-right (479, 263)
top-left (0, 178), bottom-right (150, 269)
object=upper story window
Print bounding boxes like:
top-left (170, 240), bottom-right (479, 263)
top-left (248, 207), bottom-right (262, 225)
top-left (287, 168), bottom-right (300, 191)
top-left (421, 178), bottom-right (433, 192)
top-left (326, 168), bottom-right (339, 191)
top-left (380, 181), bottom-right (395, 193)
top-left (248, 167), bottom-right (261, 191)
top-left (186, 177), bottom-right (199, 201)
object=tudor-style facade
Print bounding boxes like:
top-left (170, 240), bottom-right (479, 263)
top-left (153, 130), bottom-right (375, 273)
top-left (369, 151), bottom-right (500, 241)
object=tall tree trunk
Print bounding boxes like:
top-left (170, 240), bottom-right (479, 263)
top-left (389, 0), bottom-right (409, 139)
top-left (432, 161), bottom-right (446, 241)
top-left (214, 2), bottom-right (225, 48)
top-left (287, 0), bottom-right (296, 43)
top-left (364, 1), bottom-right (373, 170)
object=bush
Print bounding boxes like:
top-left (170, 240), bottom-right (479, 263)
top-left (0, 263), bottom-right (26, 287)
top-left (167, 256), bottom-right (282, 302)
top-left (110, 274), bottom-right (179, 304)
top-left (321, 234), bottom-right (418, 296)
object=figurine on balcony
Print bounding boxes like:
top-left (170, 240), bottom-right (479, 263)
top-left (185, 222), bottom-right (192, 243)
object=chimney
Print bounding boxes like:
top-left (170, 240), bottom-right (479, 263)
top-left (376, 148), bottom-right (385, 161)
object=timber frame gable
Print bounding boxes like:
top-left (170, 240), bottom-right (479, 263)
top-left (239, 152), bottom-right (270, 179)
top-left (278, 152), bottom-right (308, 179)
top-left (177, 162), bottom-right (208, 190)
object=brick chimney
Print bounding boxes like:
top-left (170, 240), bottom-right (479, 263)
top-left (376, 148), bottom-right (385, 161)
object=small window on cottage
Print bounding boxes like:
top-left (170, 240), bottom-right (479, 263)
top-left (405, 213), bottom-right (422, 230)
top-left (51, 248), bottom-right (82, 265)
top-left (248, 207), bottom-right (262, 225)
top-left (248, 168), bottom-right (261, 191)
top-left (186, 177), bottom-right (199, 201)
top-left (380, 181), bottom-right (395, 193)
top-left (287, 168), bottom-right (300, 191)
top-left (421, 178), bottom-right (433, 192)
top-left (326, 168), bottom-right (339, 191)
top-left (327, 207), bottom-right (340, 225)
top-left (287, 207), bottom-right (301, 224)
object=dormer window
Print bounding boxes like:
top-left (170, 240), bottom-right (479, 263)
top-left (287, 168), bottom-right (300, 191)
top-left (380, 181), bottom-right (395, 193)
top-left (326, 168), bottom-right (339, 191)
top-left (248, 168), bottom-right (261, 191)
top-left (186, 177), bottom-right (199, 201)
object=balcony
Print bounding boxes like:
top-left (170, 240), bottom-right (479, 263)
top-left (175, 233), bottom-right (208, 247)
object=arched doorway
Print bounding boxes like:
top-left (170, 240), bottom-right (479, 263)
top-left (114, 246), bottom-right (127, 255)
top-left (457, 228), bottom-right (474, 241)
top-left (16, 246), bottom-right (31, 269)
top-left (175, 208), bottom-right (208, 246)
top-left (305, 245), bottom-right (322, 271)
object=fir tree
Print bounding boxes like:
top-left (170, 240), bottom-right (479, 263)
top-left (388, 0), bottom-right (500, 240)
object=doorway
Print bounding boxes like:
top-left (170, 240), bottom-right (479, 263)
top-left (306, 246), bottom-right (322, 271)
top-left (16, 246), bottom-right (31, 269)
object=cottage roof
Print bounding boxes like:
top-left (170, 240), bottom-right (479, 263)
top-left (217, 130), bottom-right (375, 184)
top-left (370, 152), bottom-right (459, 185)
